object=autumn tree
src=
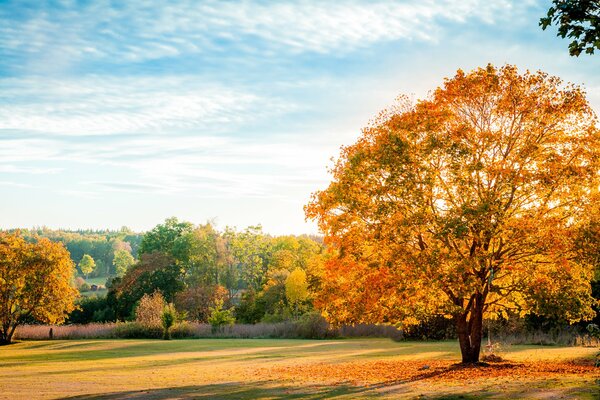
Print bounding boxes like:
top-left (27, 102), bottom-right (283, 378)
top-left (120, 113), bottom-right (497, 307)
top-left (0, 232), bottom-right (78, 344)
top-left (306, 65), bottom-right (600, 363)
top-left (135, 291), bottom-right (166, 328)
top-left (286, 268), bottom-right (309, 318)
top-left (78, 254), bottom-right (96, 278)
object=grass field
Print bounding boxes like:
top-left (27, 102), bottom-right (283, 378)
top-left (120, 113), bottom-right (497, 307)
top-left (1, 338), bottom-right (599, 399)
top-left (79, 277), bottom-right (108, 298)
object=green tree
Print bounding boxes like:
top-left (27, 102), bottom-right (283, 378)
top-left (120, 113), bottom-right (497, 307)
top-left (182, 223), bottom-right (221, 286)
top-left (225, 226), bottom-right (271, 291)
top-left (0, 233), bottom-right (78, 344)
top-left (540, 0), bottom-right (600, 56)
top-left (110, 252), bottom-right (184, 320)
top-left (113, 249), bottom-right (135, 277)
top-left (208, 299), bottom-right (235, 333)
top-left (139, 217), bottom-right (194, 258)
top-left (78, 254), bottom-right (96, 279)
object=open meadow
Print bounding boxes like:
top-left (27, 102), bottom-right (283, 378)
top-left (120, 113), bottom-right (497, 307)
top-left (1, 338), bottom-right (599, 399)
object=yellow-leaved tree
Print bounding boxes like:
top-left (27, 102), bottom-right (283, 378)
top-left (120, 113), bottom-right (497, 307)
top-left (306, 65), bottom-right (600, 363)
top-left (286, 268), bottom-right (309, 317)
top-left (0, 232), bottom-right (78, 344)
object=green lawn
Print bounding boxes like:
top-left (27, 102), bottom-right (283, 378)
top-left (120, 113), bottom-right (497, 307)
top-left (0, 339), bottom-right (598, 399)
top-left (78, 276), bottom-right (109, 298)
top-left (83, 277), bottom-right (109, 286)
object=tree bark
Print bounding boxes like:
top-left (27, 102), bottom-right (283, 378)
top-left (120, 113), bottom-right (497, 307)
top-left (456, 294), bottom-right (484, 364)
top-left (0, 325), bottom-right (15, 345)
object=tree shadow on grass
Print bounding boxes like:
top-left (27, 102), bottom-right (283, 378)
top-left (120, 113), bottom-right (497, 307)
top-left (58, 381), bottom-right (382, 399)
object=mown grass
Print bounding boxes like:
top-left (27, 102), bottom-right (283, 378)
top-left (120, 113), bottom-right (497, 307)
top-left (0, 339), bottom-right (598, 399)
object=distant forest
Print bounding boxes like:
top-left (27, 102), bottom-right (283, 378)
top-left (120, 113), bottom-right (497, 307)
top-left (14, 227), bottom-right (144, 277)
top-left (8, 219), bottom-right (327, 326)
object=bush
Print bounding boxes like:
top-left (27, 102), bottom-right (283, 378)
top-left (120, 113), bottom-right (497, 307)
top-left (135, 292), bottom-right (165, 328)
top-left (74, 277), bottom-right (86, 289)
top-left (113, 321), bottom-right (163, 339)
top-left (161, 304), bottom-right (177, 340)
top-left (66, 296), bottom-right (115, 324)
top-left (338, 324), bottom-right (404, 341)
top-left (235, 290), bottom-right (265, 324)
top-left (208, 299), bottom-right (235, 333)
top-left (170, 321), bottom-right (197, 339)
top-left (175, 285), bottom-right (227, 322)
top-left (261, 307), bottom-right (292, 323)
top-left (15, 323), bottom-right (117, 340)
top-left (79, 283), bottom-right (91, 292)
top-left (294, 312), bottom-right (333, 339)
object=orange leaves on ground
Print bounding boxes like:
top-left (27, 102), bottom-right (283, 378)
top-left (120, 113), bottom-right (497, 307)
top-left (255, 359), bottom-right (599, 386)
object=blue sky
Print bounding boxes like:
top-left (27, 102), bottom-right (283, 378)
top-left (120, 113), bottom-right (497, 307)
top-left (1, 0), bottom-right (599, 235)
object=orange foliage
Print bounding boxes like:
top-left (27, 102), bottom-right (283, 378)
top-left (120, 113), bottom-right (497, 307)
top-left (306, 64), bottom-right (600, 363)
top-left (257, 359), bottom-right (599, 386)
top-left (0, 232), bottom-right (78, 344)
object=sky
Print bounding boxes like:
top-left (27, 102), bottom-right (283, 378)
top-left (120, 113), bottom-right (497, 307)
top-left (1, 0), bottom-right (599, 235)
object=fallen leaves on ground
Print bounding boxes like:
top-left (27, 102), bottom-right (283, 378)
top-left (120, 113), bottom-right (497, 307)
top-left (253, 359), bottom-right (599, 386)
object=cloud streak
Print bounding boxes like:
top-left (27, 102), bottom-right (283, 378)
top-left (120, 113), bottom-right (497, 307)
top-left (0, 0), bottom-right (531, 72)
top-left (0, 76), bottom-right (287, 135)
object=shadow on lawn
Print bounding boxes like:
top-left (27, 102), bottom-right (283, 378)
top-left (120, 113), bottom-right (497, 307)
top-left (58, 382), bottom-right (383, 399)
top-left (56, 382), bottom-right (502, 400)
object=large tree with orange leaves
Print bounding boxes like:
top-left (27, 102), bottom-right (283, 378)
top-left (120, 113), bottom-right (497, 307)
top-left (306, 65), bottom-right (600, 363)
top-left (0, 232), bottom-right (78, 344)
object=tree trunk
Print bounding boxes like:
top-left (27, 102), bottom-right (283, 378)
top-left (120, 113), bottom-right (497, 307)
top-left (0, 325), bottom-right (15, 345)
top-left (456, 295), bottom-right (484, 364)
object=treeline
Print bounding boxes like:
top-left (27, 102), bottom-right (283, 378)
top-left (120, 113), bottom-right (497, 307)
top-left (13, 217), bottom-right (600, 341)
top-left (67, 218), bottom-right (327, 325)
top-left (17, 227), bottom-right (142, 277)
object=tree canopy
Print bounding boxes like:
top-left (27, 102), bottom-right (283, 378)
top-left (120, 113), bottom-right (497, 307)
top-left (113, 249), bottom-right (135, 277)
top-left (78, 254), bottom-right (96, 278)
top-left (540, 0), bottom-right (600, 56)
top-left (0, 232), bottom-right (78, 344)
top-left (306, 64), bottom-right (600, 363)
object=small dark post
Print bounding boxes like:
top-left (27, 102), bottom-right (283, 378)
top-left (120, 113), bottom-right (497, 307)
top-left (49, 328), bottom-right (53, 340)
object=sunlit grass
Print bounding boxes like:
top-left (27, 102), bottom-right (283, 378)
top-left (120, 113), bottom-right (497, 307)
top-left (1, 339), bottom-right (598, 399)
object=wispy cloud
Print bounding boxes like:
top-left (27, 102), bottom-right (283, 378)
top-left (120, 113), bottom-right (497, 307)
top-left (0, 0), bottom-right (531, 72)
top-left (0, 180), bottom-right (32, 188)
top-left (0, 165), bottom-right (62, 174)
top-left (0, 76), bottom-right (287, 135)
top-left (1, 0), bottom-right (594, 235)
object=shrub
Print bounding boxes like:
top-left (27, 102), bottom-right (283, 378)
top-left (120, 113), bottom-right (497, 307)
top-left (161, 304), bottom-right (177, 340)
top-left (74, 277), bottom-right (86, 289)
top-left (294, 311), bottom-right (333, 339)
top-left (15, 323), bottom-right (118, 340)
top-left (338, 323), bottom-right (403, 341)
top-left (261, 307), bottom-right (292, 323)
top-left (208, 299), bottom-right (235, 333)
top-left (175, 285), bottom-right (228, 322)
top-left (113, 321), bottom-right (162, 339)
top-left (66, 296), bottom-right (114, 324)
top-left (79, 283), bottom-right (91, 292)
top-left (235, 290), bottom-right (265, 324)
top-left (135, 292), bottom-right (165, 328)
top-left (587, 323), bottom-right (600, 338)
